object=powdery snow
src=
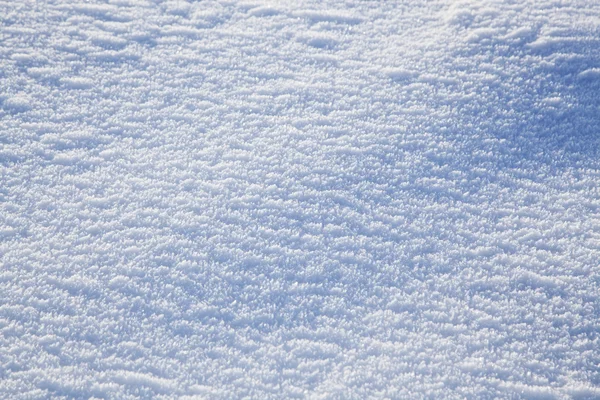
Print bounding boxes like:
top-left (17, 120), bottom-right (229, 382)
top-left (1, 0), bottom-right (600, 398)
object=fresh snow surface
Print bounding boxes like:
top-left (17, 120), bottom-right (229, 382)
top-left (1, 0), bottom-right (600, 398)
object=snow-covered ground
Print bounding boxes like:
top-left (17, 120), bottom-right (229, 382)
top-left (1, 0), bottom-right (600, 398)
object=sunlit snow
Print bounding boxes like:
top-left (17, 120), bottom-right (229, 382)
top-left (1, 0), bottom-right (600, 398)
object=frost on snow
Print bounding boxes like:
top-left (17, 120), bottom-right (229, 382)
top-left (1, 0), bottom-right (600, 398)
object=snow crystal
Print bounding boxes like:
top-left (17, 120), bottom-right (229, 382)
top-left (1, 0), bottom-right (600, 398)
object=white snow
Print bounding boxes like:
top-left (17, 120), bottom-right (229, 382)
top-left (1, 0), bottom-right (600, 398)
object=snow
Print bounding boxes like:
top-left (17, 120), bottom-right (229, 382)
top-left (1, 0), bottom-right (600, 398)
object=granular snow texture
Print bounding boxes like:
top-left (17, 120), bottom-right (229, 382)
top-left (1, 0), bottom-right (600, 398)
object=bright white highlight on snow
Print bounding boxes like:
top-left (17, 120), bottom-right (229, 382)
top-left (1, 0), bottom-right (600, 398)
